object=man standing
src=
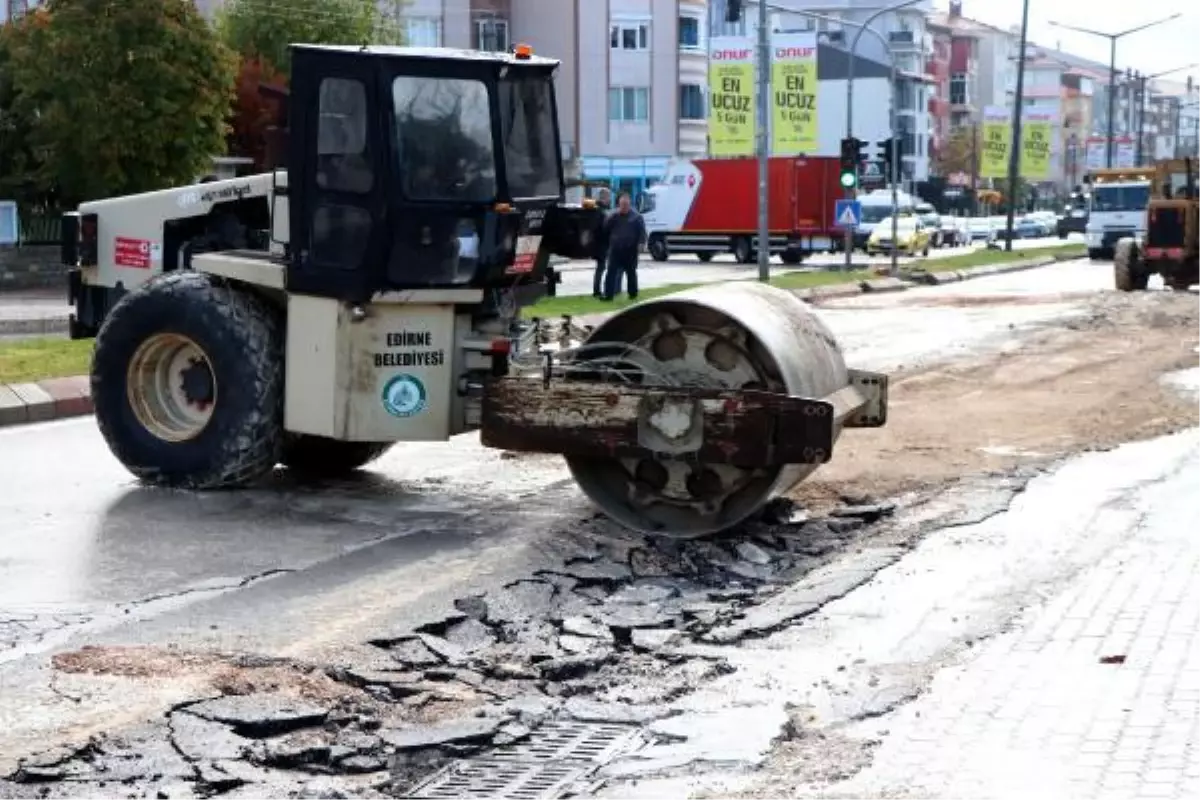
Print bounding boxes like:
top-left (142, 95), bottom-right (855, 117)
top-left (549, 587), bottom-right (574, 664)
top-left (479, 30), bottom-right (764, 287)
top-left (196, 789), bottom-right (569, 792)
top-left (591, 187), bottom-right (612, 298)
top-left (601, 191), bottom-right (646, 302)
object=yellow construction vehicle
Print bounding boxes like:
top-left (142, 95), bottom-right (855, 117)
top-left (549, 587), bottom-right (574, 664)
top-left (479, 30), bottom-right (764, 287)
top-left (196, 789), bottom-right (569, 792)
top-left (1112, 158), bottom-right (1198, 291)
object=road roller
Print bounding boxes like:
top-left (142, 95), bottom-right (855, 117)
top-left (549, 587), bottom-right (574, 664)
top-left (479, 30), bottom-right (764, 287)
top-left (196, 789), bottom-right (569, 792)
top-left (60, 43), bottom-right (888, 537)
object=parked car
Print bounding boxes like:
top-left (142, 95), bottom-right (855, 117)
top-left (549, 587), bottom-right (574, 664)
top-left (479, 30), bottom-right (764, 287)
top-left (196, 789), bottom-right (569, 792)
top-left (1057, 207), bottom-right (1088, 238)
top-left (1017, 215), bottom-right (1047, 238)
top-left (916, 204), bottom-right (943, 248)
top-left (1028, 212), bottom-right (1057, 236)
top-left (967, 217), bottom-right (997, 244)
top-left (939, 216), bottom-right (970, 247)
top-left (867, 216), bottom-right (932, 257)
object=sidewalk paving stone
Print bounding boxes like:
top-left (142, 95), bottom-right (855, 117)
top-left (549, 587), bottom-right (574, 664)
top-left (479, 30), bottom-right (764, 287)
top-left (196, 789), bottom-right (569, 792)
top-left (830, 459), bottom-right (1200, 800)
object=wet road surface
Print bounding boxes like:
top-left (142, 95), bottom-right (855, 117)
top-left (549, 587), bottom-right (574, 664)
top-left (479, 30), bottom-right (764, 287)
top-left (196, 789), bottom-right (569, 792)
top-left (0, 256), bottom-right (1141, 774)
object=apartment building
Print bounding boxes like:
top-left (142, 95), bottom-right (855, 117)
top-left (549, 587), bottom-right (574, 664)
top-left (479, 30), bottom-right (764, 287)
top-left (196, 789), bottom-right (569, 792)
top-left (1, 0), bottom-right (36, 22)
top-left (1159, 79), bottom-right (1200, 159)
top-left (511, 0), bottom-right (712, 197)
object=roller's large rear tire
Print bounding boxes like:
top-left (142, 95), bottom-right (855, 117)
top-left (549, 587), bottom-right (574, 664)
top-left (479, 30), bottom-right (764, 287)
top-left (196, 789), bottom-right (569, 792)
top-left (1113, 240), bottom-right (1149, 292)
top-left (91, 271), bottom-right (284, 489)
top-left (281, 435), bottom-right (393, 477)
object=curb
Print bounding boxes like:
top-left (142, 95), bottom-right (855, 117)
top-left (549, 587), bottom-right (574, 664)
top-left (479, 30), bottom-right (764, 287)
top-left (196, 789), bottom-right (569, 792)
top-left (0, 375), bottom-right (91, 429)
top-left (899, 253), bottom-right (1074, 287)
top-left (0, 317), bottom-right (70, 337)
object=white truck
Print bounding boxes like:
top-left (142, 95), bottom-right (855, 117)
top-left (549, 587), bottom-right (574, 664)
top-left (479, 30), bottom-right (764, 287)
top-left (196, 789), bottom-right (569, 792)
top-left (1084, 168), bottom-right (1154, 261)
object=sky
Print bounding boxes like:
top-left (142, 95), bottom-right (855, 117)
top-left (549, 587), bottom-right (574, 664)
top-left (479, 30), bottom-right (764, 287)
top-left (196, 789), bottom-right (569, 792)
top-left (934, 0), bottom-right (1200, 90)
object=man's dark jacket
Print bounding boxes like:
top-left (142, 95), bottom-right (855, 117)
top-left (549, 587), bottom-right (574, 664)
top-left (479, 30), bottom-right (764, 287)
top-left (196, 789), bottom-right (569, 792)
top-left (604, 209), bottom-right (646, 261)
top-left (593, 199), bottom-right (612, 258)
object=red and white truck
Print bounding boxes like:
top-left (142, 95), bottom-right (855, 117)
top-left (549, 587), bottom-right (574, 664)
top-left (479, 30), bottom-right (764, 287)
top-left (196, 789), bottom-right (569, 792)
top-left (639, 156), bottom-right (843, 264)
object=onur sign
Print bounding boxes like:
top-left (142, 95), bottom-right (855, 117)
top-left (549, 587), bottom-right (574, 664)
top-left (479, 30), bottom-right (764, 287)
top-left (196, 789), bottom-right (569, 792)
top-left (707, 33), bottom-right (820, 158)
top-left (771, 35), bottom-right (818, 155)
top-left (708, 37), bottom-right (755, 157)
top-left (1020, 111), bottom-right (1053, 180)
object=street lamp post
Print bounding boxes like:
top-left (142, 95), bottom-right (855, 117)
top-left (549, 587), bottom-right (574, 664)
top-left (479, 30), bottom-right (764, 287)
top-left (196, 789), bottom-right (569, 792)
top-left (1130, 64), bottom-right (1199, 164)
top-left (1048, 14), bottom-right (1181, 168)
top-left (1003, 0), bottom-right (1030, 252)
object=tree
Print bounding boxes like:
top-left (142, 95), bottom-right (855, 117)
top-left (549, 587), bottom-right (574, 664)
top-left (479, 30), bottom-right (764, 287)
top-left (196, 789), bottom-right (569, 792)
top-left (4, 0), bottom-right (237, 207)
top-left (227, 56), bottom-right (287, 169)
top-left (216, 0), bottom-right (402, 75)
top-left (0, 25), bottom-right (42, 205)
top-left (935, 127), bottom-right (977, 178)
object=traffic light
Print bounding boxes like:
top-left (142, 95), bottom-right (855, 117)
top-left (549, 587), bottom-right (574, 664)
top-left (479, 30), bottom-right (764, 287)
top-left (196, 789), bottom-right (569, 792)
top-left (726, 0), bottom-right (742, 23)
top-left (877, 137), bottom-right (900, 182)
top-left (839, 136), bottom-right (864, 189)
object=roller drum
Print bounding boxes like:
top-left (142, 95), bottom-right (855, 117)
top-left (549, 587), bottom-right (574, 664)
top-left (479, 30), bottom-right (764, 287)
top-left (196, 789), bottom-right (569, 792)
top-left (566, 282), bottom-right (850, 537)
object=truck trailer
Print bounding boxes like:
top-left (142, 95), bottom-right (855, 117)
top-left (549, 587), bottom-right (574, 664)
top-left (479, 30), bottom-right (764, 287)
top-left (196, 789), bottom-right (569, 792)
top-left (640, 156), bottom-right (843, 265)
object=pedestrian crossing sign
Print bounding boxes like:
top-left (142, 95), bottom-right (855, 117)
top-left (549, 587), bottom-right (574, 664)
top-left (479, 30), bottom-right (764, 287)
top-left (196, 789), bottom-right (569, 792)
top-left (834, 200), bottom-right (862, 228)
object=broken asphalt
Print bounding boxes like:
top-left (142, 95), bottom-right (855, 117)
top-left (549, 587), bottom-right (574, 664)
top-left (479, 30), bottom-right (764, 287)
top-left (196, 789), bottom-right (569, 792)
top-left (1, 258), bottom-right (1197, 799)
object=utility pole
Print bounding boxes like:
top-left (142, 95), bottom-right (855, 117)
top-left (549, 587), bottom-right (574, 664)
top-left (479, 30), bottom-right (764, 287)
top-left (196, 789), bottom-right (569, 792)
top-left (755, 0), bottom-right (770, 282)
top-left (1135, 72), bottom-right (1146, 166)
top-left (1004, 0), bottom-right (1030, 252)
top-left (1049, 14), bottom-right (1181, 169)
top-left (970, 121), bottom-right (980, 216)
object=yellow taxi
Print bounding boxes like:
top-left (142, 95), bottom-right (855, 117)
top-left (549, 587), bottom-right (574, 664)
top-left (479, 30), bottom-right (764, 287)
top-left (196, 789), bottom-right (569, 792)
top-left (867, 215), bottom-right (932, 257)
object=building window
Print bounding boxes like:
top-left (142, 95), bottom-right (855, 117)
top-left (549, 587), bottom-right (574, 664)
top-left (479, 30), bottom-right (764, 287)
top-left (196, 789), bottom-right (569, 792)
top-left (473, 17), bottom-right (510, 52)
top-left (949, 72), bottom-right (968, 105)
top-left (679, 16), bottom-right (701, 49)
top-left (611, 22), bottom-right (650, 51)
top-left (679, 85), bottom-right (705, 120)
top-left (608, 87), bottom-right (650, 123)
top-left (405, 16), bottom-right (443, 47)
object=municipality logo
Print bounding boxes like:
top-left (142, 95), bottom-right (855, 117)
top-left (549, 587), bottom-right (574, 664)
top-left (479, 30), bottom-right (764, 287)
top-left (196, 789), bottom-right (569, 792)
top-left (382, 374), bottom-right (427, 418)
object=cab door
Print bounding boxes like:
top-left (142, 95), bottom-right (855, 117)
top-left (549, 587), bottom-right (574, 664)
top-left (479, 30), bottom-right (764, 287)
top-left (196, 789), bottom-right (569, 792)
top-left (287, 51), bottom-right (389, 300)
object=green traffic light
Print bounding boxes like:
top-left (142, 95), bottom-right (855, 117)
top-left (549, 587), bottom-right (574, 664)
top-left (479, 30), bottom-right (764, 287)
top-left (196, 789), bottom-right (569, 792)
top-left (840, 171), bottom-right (856, 189)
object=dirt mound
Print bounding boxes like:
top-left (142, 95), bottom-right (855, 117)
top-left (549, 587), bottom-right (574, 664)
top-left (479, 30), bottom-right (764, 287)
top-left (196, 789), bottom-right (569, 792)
top-left (792, 291), bottom-right (1199, 509)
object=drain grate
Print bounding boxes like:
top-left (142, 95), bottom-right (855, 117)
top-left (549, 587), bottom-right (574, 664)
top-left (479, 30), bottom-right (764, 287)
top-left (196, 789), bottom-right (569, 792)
top-left (404, 759), bottom-right (586, 800)
top-left (489, 720), bottom-right (640, 764)
top-left (401, 720), bottom-right (644, 800)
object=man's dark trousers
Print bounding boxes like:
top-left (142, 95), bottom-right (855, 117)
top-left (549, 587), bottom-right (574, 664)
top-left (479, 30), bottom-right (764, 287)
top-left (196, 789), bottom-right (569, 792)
top-left (592, 252), bottom-right (608, 297)
top-left (604, 250), bottom-right (638, 300)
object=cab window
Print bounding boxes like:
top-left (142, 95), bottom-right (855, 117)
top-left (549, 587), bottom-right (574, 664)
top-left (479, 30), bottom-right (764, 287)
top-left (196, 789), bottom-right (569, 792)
top-left (498, 75), bottom-right (562, 198)
top-left (392, 76), bottom-right (496, 202)
top-left (316, 78), bottom-right (373, 194)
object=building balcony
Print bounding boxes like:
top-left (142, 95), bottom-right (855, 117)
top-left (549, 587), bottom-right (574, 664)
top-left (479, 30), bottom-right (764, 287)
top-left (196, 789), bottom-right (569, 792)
top-left (888, 30), bottom-right (931, 56)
